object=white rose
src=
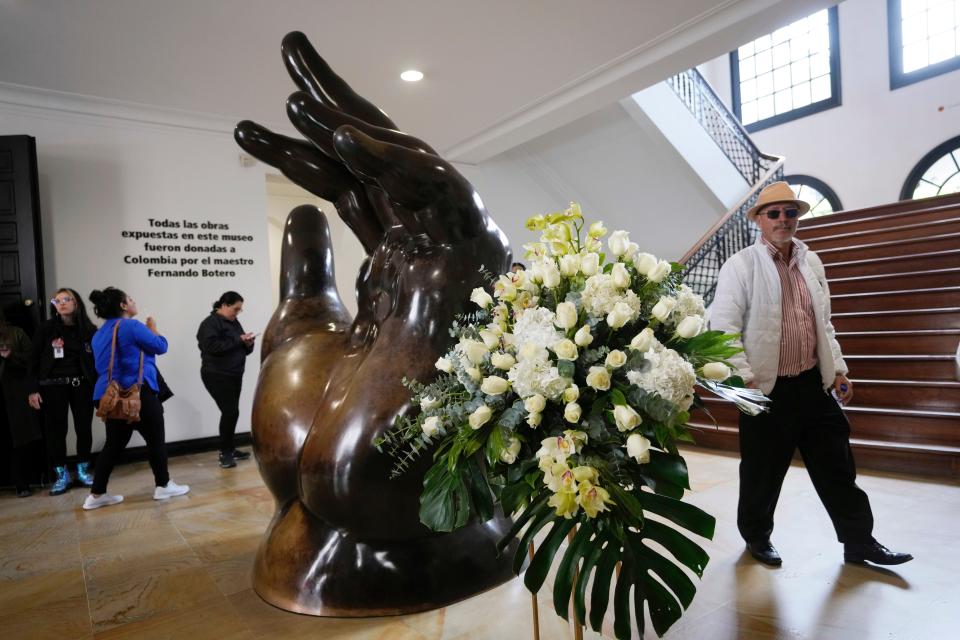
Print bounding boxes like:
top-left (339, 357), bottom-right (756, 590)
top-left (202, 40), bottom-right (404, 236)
top-left (479, 329), bottom-right (501, 350)
top-left (464, 339), bottom-right (489, 364)
top-left (679, 394), bottom-right (695, 411)
top-left (651, 296), bottom-right (677, 322)
top-left (580, 253), bottom-right (600, 276)
top-left (564, 402), bottom-right (582, 423)
top-left (552, 339), bottom-right (578, 361)
top-left (574, 325), bottom-right (594, 347)
top-left (613, 405), bottom-right (642, 432)
top-left (541, 261), bottom-right (562, 288)
top-left (624, 242), bottom-right (639, 260)
top-left (466, 367), bottom-right (482, 382)
top-left (611, 262), bottom-right (631, 289)
top-left (606, 302), bottom-right (633, 329)
top-left (626, 433), bottom-right (651, 463)
top-left (500, 437), bottom-right (522, 464)
top-left (586, 366), bottom-right (611, 391)
top-left (563, 384), bottom-right (580, 403)
top-left (702, 362), bottom-right (731, 381)
top-left (420, 396), bottom-right (441, 411)
top-left (524, 394), bottom-right (547, 413)
top-left (605, 349), bottom-right (627, 368)
top-left (435, 357), bottom-right (453, 373)
top-left (470, 287), bottom-right (493, 309)
top-left (491, 352), bottom-right (516, 370)
top-left (519, 342), bottom-right (548, 361)
top-left (559, 254), bottom-right (580, 277)
top-left (585, 236), bottom-right (602, 252)
top-left (527, 412), bottom-right (542, 427)
top-left (608, 230), bottom-right (630, 256)
top-left (629, 328), bottom-right (655, 352)
top-left (468, 405), bottom-right (493, 429)
top-left (676, 315), bottom-right (703, 339)
top-left (422, 416), bottom-right (441, 438)
top-left (481, 376), bottom-right (510, 395)
top-left (554, 302), bottom-right (579, 329)
top-left (633, 252), bottom-right (657, 277)
top-left (588, 221), bottom-right (607, 238)
top-left (648, 260), bottom-right (672, 283)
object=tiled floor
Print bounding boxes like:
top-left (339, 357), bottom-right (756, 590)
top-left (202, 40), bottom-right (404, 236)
top-left (0, 448), bottom-right (955, 639)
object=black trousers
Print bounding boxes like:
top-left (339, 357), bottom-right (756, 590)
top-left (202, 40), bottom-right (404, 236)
top-left (201, 370), bottom-right (242, 454)
top-left (737, 367), bottom-right (874, 545)
top-left (41, 379), bottom-right (94, 467)
top-left (91, 386), bottom-right (169, 494)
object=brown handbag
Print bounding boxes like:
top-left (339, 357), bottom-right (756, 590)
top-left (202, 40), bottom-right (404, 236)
top-left (96, 320), bottom-right (144, 423)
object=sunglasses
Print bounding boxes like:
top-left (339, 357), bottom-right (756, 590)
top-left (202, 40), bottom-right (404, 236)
top-left (762, 206), bottom-right (800, 220)
top-left (51, 296), bottom-right (75, 305)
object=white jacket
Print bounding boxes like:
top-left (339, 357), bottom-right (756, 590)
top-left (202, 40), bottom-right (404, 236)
top-left (708, 238), bottom-right (848, 394)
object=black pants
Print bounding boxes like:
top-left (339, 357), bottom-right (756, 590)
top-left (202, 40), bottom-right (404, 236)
top-left (42, 379), bottom-right (94, 467)
top-left (737, 367), bottom-right (874, 545)
top-left (201, 370), bottom-right (242, 454)
top-left (91, 386), bottom-right (169, 494)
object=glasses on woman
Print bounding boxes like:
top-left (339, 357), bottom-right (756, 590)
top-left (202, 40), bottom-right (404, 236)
top-left (763, 207), bottom-right (800, 220)
top-left (51, 296), bottom-right (75, 305)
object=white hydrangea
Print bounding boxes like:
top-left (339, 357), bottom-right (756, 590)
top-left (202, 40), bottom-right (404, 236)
top-left (626, 343), bottom-right (697, 406)
top-left (512, 307), bottom-right (563, 354)
top-left (508, 352), bottom-right (571, 400)
top-left (671, 285), bottom-right (706, 322)
top-left (580, 275), bottom-right (643, 324)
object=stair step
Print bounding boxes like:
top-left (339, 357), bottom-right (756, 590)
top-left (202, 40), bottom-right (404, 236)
top-left (799, 193), bottom-right (960, 229)
top-left (843, 354), bottom-right (957, 380)
top-left (851, 378), bottom-right (960, 411)
top-left (816, 232), bottom-right (960, 263)
top-left (803, 217), bottom-right (960, 250)
top-left (827, 268), bottom-right (960, 294)
top-left (837, 329), bottom-right (960, 355)
top-left (830, 286), bottom-right (960, 312)
top-left (696, 398), bottom-right (960, 447)
top-left (832, 307), bottom-right (960, 331)
top-left (823, 249), bottom-right (960, 278)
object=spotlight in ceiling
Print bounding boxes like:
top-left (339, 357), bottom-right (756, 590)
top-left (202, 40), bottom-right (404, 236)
top-left (400, 69), bottom-right (424, 82)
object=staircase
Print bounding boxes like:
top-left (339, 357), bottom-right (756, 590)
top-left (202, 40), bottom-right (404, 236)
top-left (690, 193), bottom-right (960, 479)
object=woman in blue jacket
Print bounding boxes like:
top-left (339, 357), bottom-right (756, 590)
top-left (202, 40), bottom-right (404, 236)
top-left (83, 287), bottom-right (189, 510)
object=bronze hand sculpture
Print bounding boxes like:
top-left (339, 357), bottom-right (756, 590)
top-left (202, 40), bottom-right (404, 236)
top-left (235, 31), bottom-right (516, 616)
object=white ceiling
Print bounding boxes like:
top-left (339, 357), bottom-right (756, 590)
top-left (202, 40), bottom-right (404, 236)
top-left (0, 0), bottom-right (830, 161)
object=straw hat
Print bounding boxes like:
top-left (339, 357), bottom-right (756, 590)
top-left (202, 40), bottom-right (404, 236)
top-left (746, 181), bottom-right (810, 219)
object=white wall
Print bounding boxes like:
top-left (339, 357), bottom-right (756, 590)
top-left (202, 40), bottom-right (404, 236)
top-left (0, 88), bottom-right (274, 452)
top-left (699, 0), bottom-right (960, 210)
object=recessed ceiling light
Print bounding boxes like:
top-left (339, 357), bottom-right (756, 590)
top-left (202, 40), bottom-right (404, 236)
top-left (400, 70), bottom-right (424, 82)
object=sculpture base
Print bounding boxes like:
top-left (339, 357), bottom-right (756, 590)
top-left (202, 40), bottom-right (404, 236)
top-left (253, 499), bottom-right (519, 616)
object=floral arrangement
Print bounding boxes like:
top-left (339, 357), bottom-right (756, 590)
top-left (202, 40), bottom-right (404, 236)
top-left (377, 204), bottom-right (763, 639)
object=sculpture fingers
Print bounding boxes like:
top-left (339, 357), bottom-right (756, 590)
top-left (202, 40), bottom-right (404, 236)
top-left (282, 31), bottom-right (396, 130)
top-left (235, 120), bottom-right (384, 253)
top-left (333, 126), bottom-right (489, 244)
top-left (261, 205), bottom-right (352, 358)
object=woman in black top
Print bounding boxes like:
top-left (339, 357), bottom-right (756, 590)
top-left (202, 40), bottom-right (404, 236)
top-left (197, 291), bottom-right (255, 468)
top-left (28, 288), bottom-right (98, 495)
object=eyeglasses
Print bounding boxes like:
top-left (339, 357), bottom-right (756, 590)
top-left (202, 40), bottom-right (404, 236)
top-left (763, 207), bottom-right (800, 220)
top-left (51, 296), bottom-right (75, 305)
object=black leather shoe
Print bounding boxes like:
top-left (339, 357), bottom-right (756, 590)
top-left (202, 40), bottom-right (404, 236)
top-left (231, 449), bottom-right (251, 461)
top-left (844, 541), bottom-right (913, 565)
top-left (746, 540), bottom-right (782, 566)
top-left (218, 452), bottom-right (237, 469)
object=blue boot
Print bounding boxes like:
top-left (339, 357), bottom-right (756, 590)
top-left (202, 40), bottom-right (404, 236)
top-left (76, 462), bottom-right (94, 487)
top-left (49, 466), bottom-right (72, 496)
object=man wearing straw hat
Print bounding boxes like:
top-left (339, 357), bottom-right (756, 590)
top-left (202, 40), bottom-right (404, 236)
top-left (710, 181), bottom-right (912, 567)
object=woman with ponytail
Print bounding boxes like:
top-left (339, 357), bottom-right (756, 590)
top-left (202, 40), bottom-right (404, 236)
top-left (196, 291), bottom-right (255, 468)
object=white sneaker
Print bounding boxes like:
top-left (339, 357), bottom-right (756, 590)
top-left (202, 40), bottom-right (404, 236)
top-left (83, 493), bottom-right (124, 510)
top-left (153, 480), bottom-right (190, 500)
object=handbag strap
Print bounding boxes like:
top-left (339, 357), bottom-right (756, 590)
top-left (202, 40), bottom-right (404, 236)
top-left (107, 319), bottom-right (145, 386)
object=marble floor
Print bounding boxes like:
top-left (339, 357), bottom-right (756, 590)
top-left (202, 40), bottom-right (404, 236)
top-left (0, 448), bottom-right (956, 640)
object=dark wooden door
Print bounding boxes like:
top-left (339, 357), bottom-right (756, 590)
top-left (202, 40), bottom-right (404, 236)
top-left (0, 135), bottom-right (46, 335)
top-left (0, 135), bottom-right (46, 488)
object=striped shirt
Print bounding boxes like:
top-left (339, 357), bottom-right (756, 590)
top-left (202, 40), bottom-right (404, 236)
top-left (762, 237), bottom-right (818, 376)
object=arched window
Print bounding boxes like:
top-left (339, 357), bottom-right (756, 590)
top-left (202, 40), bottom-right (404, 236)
top-left (784, 174), bottom-right (843, 218)
top-left (900, 135), bottom-right (960, 200)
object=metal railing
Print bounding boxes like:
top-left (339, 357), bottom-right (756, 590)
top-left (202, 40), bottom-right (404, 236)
top-left (667, 68), bottom-right (784, 305)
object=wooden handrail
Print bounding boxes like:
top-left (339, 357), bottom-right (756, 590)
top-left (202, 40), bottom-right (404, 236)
top-left (678, 154), bottom-right (785, 264)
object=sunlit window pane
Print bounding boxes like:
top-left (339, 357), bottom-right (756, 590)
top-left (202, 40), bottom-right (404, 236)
top-left (903, 40), bottom-right (930, 71)
top-left (792, 82), bottom-right (812, 108)
top-left (811, 75), bottom-right (832, 102)
top-left (774, 90), bottom-right (793, 114)
top-left (773, 66), bottom-right (791, 91)
top-left (929, 30), bottom-right (956, 63)
top-left (757, 95), bottom-right (775, 120)
top-left (741, 101), bottom-right (758, 124)
top-left (740, 78), bottom-right (757, 102)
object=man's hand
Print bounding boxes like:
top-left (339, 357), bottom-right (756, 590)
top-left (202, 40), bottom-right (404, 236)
top-left (28, 393), bottom-right (42, 410)
top-left (833, 374), bottom-right (853, 404)
top-left (240, 332), bottom-right (256, 345)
